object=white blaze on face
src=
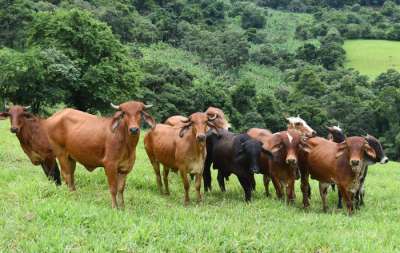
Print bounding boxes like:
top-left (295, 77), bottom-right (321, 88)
top-left (287, 116), bottom-right (315, 134)
top-left (332, 125), bottom-right (343, 132)
top-left (287, 132), bottom-right (293, 143)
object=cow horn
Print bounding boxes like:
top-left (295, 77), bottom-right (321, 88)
top-left (181, 117), bottom-right (191, 123)
top-left (110, 103), bottom-right (120, 110)
top-left (23, 106), bottom-right (31, 110)
top-left (208, 114), bottom-right (217, 121)
top-left (144, 104), bottom-right (153, 109)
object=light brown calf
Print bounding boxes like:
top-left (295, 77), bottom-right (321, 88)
top-left (144, 112), bottom-right (217, 205)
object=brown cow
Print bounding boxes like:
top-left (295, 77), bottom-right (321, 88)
top-left (0, 105), bottom-right (61, 185)
top-left (247, 117), bottom-right (316, 198)
top-left (144, 112), bottom-right (217, 205)
top-left (165, 106), bottom-right (230, 130)
top-left (249, 129), bottom-right (302, 203)
top-left (299, 136), bottom-right (376, 214)
top-left (45, 101), bottom-right (155, 208)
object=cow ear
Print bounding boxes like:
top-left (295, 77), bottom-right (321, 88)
top-left (299, 142), bottom-right (312, 153)
top-left (261, 147), bottom-right (273, 159)
top-left (364, 143), bottom-right (376, 160)
top-left (111, 111), bottom-right (124, 132)
top-left (207, 121), bottom-right (219, 135)
top-left (179, 124), bottom-right (191, 138)
top-left (141, 111), bottom-right (156, 129)
top-left (336, 141), bottom-right (347, 158)
top-left (0, 112), bottom-right (9, 119)
top-left (269, 142), bottom-right (283, 154)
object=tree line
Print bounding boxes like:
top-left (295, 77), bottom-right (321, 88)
top-left (0, 0), bottom-right (400, 159)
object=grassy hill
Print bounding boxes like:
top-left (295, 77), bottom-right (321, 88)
top-left (1, 120), bottom-right (400, 252)
top-left (344, 40), bottom-right (400, 78)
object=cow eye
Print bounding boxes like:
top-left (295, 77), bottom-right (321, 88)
top-left (295, 122), bottom-right (301, 126)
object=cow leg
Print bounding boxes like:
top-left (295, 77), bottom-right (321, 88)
top-left (263, 174), bottom-right (270, 197)
top-left (271, 176), bottom-right (283, 199)
top-left (151, 161), bottom-right (163, 194)
top-left (44, 157), bottom-right (61, 186)
top-left (287, 179), bottom-right (295, 205)
top-left (203, 155), bottom-right (212, 192)
top-left (217, 171), bottom-right (226, 192)
top-left (180, 170), bottom-right (190, 205)
top-left (337, 189), bottom-right (343, 209)
top-left (163, 166), bottom-right (170, 195)
top-left (58, 155), bottom-right (76, 191)
top-left (238, 176), bottom-right (252, 202)
top-left (250, 175), bottom-right (256, 191)
top-left (116, 172), bottom-right (127, 209)
top-left (104, 165), bottom-right (118, 209)
top-left (40, 163), bottom-right (50, 177)
top-left (339, 185), bottom-right (354, 215)
top-left (300, 170), bottom-right (310, 208)
top-left (195, 173), bottom-right (202, 203)
top-left (319, 182), bottom-right (330, 213)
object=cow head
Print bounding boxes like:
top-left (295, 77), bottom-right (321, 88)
top-left (179, 112), bottom-right (217, 143)
top-left (364, 134), bottom-right (389, 164)
top-left (326, 125), bottom-right (346, 143)
top-left (110, 101), bottom-right (155, 135)
top-left (0, 105), bottom-right (32, 134)
top-left (205, 107), bottom-right (231, 130)
top-left (286, 116), bottom-right (317, 137)
top-left (236, 136), bottom-right (263, 174)
top-left (262, 130), bottom-right (301, 169)
top-left (336, 137), bottom-right (376, 172)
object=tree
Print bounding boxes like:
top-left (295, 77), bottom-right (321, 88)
top-left (26, 9), bottom-right (141, 112)
top-left (241, 5), bottom-right (266, 29)
top-left (0, 47), bottom-right (79, 112)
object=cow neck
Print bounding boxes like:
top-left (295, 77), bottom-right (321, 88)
top-left (17, 117), bottom-right (41, 146)
top-left (119, 122), bottom-right (139, 156)
top-left (188, 130), bottom-right (206, 159)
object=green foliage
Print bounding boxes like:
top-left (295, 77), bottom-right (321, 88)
top-left (0, 47), bottom-right (78, 112)
top-left (241, 5), bottom-right (267, 29)
top-left (25, 9), bottom-right (141, 111)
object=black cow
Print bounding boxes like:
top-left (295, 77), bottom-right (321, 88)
top-left (327, 127), bottom-right (389, 208)
top-left (203, 130), bottom-right (267, 201)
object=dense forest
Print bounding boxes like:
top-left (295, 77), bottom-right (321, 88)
top-left (1, 0), bottom-right (400, 158)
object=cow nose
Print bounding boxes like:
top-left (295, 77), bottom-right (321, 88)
top-left (312, 131), bottom-right (317, 136)
top-left (251, 167), bottom-right (260, 174)
top-left (350, 160), bottom-right (360, 166)
top-left (380, 157), bottom-right (389, 164)
top-left (129, 127), bottom-right (139, 135)
top-left (197, 134), bottom-right (206, 142)
top-left (10, 127), bottom-right (19, 134)
top-left (286, 158), bottom-right (297, 165)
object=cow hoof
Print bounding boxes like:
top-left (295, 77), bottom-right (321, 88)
top-left (164, 191), bottom-right (170, 196)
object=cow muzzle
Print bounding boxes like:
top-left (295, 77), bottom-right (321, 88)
top-left (10, 127), bottom-right (19, 134)
top-left (251, 167), bottom-right (260, 174)
top-left (350, 160), bottom-right (360, 166)
top-left (380, 157), bottom-right (389, 164)
top-left (129, 127), bottom-right (139, 135)
top-left (286, 158), bottom-right (297, 166)
top-left (196, 134), bottom-right (206, 142)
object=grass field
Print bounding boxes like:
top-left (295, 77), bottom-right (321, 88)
top-left (1, 120), bottom-right (400, 252)
top-left (344, 40), bottom-right (400, 78)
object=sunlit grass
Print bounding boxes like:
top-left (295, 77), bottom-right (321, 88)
top-left (344, 40), bottom-right (400, 78)
top-left (0, 120), bottom-right (399, 252)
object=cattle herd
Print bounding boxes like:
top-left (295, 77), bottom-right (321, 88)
top-left (0, 101), bottom-right (389, 214)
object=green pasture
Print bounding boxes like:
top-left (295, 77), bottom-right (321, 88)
top-left (0, 120), bottom-right (399, 252)
top-left (344, 40), bottom-right (400, 78)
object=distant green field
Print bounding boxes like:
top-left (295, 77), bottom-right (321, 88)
top-left (1, 120), bottom-right (400, 252)
top-left (344, 40), bottom-right (400, 78)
